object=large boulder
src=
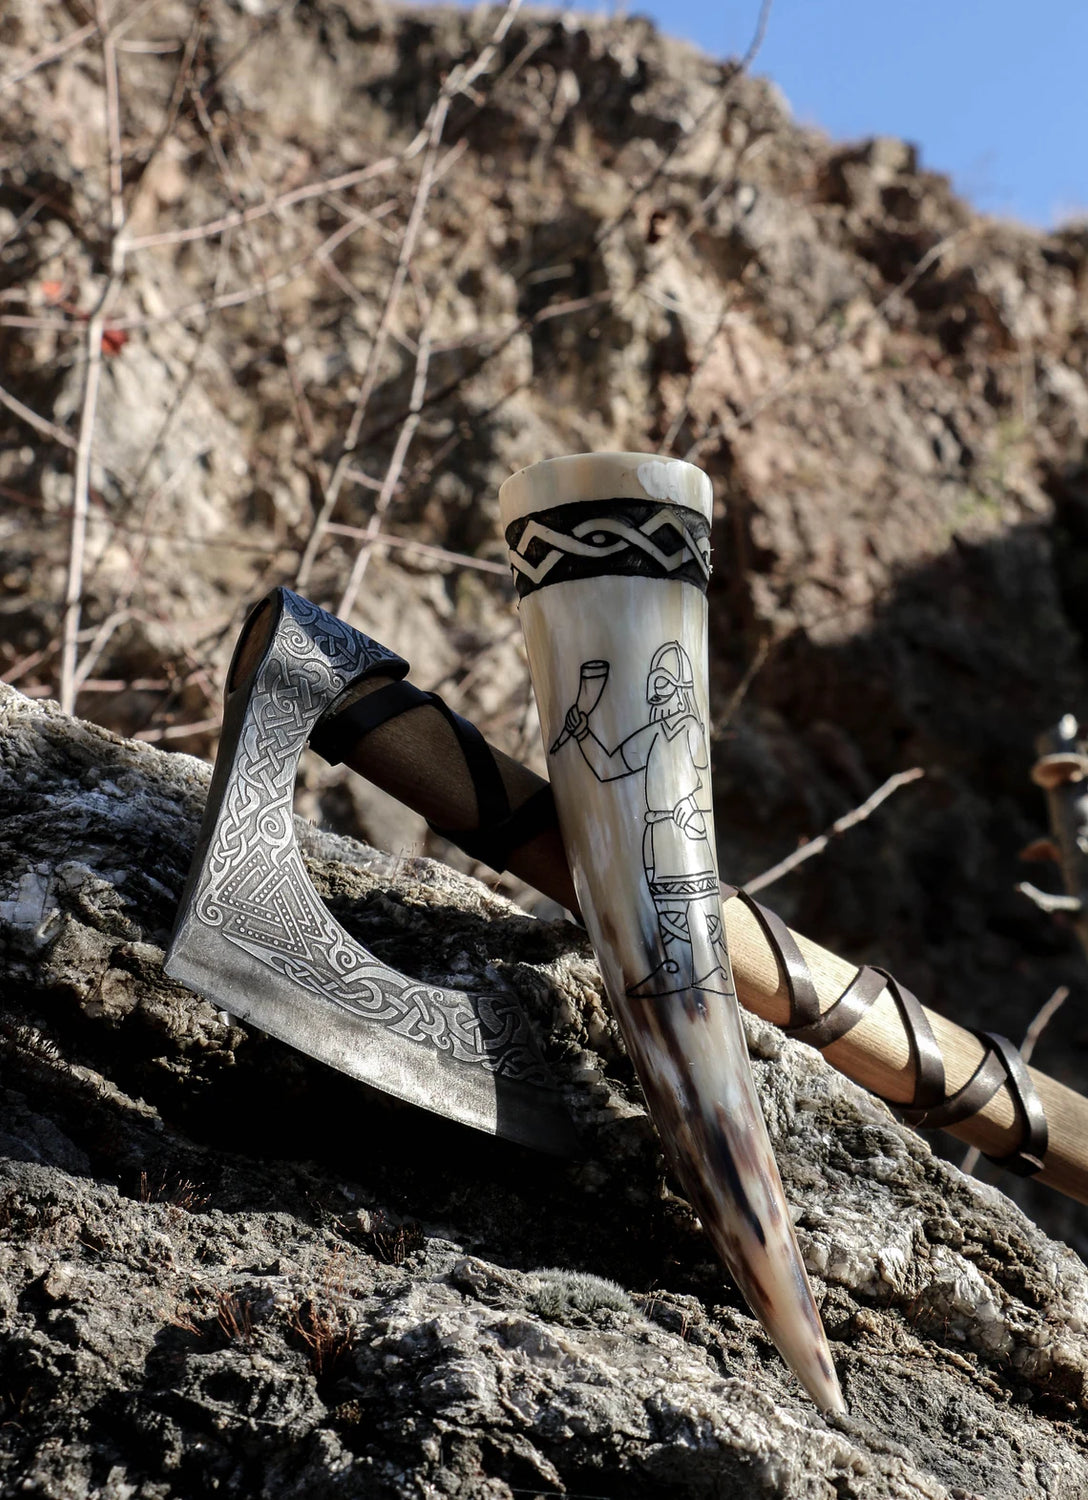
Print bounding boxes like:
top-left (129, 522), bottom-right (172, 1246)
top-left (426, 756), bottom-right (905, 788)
top-left (2, 684), bottom-right (1087, 1497)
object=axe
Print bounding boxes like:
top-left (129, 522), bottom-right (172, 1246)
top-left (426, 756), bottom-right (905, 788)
top-left (165, 587), bottom-right (576, 1155)
top-left (168, 588), bottom-right (1087, 1209)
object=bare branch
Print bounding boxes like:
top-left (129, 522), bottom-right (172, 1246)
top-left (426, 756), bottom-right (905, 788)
top-left (336, 288), bottom-right (434, 618)
top-left (134, 716), bottom-right (222, 743)
top-left (717, 636), bottom-right (773, 732)
top-left (124, 158), bottom-right (399, 252)
top-left (0, 0), bottom-right (164, 94)
top-left (686, 228), bottom-right (972, 462)
top-left (188, 88), bottom-right (329, 500)
top-left (1021, 986), bottom-right (1071, 1065)
top-left (325, 525), bottom-right (508, 576)
top-left (661, 294), bottom-right (733, 453)
top-left (0, 20), bottom-right (98, 93)
top-left (72, 608), bottom-right (136, 690)
top-left (1017, 882), bottom-right (1084, 915)
top-left (295, 99), bottom-right (450, 588)
top-left (58, 0), bottom-right (128, 716)
top-left (0, 380), bottom-right (76, 450)
top-left (0, 193), bottom-right (51, 254)
top-left (594, 0), bottom-right (774, 254)
top-left (295, 0), bottom-right (524, 589)
top-left (744, 768), bottom-right (926, 896)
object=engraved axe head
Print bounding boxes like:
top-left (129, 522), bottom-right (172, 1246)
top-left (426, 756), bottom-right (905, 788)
top-left (165, 587), bottom-right (576, 1155)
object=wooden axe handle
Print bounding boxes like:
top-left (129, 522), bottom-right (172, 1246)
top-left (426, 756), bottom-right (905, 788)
top-left (314, 672), bottom-right (1088, 1208)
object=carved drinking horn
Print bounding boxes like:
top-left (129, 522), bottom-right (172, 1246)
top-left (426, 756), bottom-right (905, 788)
top-left (500, 453), bottom-right (845, 1412)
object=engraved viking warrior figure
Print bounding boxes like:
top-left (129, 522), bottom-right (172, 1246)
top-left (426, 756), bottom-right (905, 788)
top-left (557, 641), bottom-right (733, 999)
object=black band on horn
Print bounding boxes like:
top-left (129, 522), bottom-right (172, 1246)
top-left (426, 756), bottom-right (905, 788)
top-left (504, 497), bottom-right (711, 598)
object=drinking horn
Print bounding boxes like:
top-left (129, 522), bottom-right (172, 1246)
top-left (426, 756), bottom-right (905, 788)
top-left (500, 453), bottom-right (845, 1413)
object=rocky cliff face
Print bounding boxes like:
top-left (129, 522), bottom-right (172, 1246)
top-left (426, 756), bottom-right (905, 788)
top-left (3, 0), bottom-right (1088, 1489)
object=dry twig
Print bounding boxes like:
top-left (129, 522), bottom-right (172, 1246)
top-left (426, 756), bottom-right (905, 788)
top-left (125, 158), bottom-right (400, 252)
top-left (325, 524), bottom-right (508, 577)
top-left (686, 228), bottom-right (973, 462)
top-left (295, 98), bottom-right (451, 589)
top-left (58, 0), bottom-right (127, 716)
top-left (744, 767), bottom-right (926, 896)
top-left (295, 0), bottom-right (525, 590)
top-left (0, 381), bottom-right (76, 451)
top-left (1017, 883), bottom-right (1083, 915)
top-left (336, 281), bottom-right (434, 618)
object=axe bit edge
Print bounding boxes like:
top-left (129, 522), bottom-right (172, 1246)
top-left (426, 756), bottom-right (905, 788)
top-left (165, 587), bottom-right (577, 1156)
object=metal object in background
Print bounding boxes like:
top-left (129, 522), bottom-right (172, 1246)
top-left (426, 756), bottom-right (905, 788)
top-left (1027, 715), bottom-right (1088, 962)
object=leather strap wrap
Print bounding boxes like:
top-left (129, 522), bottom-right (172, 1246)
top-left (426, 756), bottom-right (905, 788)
top-left (721, 885), bottom-right (1047, 1175)
top-left (910, 1030), bottom-right (1049, 1176)
top-left (310, 681), bottom-right (560, 875)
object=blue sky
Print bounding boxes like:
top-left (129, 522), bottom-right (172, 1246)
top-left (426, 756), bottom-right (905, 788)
top-left (558, 0), bottom-right (1084, 228)
top-left (619, 0), bottom-right (1087, 227)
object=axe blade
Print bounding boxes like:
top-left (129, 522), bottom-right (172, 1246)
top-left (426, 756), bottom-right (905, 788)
top-left (165, 588), bottom-right (576, 1156)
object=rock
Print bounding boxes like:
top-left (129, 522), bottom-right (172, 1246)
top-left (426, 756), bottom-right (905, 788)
top-left (2, 684), bottom-right (1088, 1496)
top-left (4, 0), bottom-right (1088, 1487)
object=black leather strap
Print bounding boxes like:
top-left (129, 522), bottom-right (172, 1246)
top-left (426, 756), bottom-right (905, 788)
top-left (310, 681), bottom-right (558, 875)
top-left (309, 679), bottom-right (432, 762)
top-left (721, 885), bottom-right (1046, 1175)
top-left (435, 784), bottom-right (560, 872)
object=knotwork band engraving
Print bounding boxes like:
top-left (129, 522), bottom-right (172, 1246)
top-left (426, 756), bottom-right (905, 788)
top-left (504, 498), bottom-right (711, 598)
top-left (192, 588), bottom-right (552, 1088)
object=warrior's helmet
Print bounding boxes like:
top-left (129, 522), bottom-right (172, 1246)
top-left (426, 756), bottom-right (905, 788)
top-left (646, 642), bottom-right (695, 716)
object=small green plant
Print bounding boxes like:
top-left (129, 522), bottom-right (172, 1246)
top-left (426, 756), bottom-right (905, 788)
top-left (528, 1268), bottom-right (635, 1322)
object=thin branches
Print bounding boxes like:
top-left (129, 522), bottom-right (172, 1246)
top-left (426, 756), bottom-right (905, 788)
top-left (0, 381), bottom-right (76, 451)
top-left (686, 227), bottom-right (972, 463)
top-left (124, 158), bottom-right (399, 252)
top-left (58, 0), bottom-right (127, 716)
top-left (0, 20), bottom-right (98, 94)
top-left (336, 286), bottom-right (434, 619)
top-left (324, 525), bottom-right (508, 577)
top-left (743, 768), bottom-right (925, 896)
top-left (294, 0), bottom-right (524, 591)
top-left (1017, 883), bottom-right (1083, 915)
top-left (594, 0), bottom-right (775, 253)
top-left (294, 99), bottom-right (450, 589)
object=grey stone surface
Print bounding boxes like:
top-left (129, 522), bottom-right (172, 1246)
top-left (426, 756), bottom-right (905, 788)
top-left (2, 685), bottom-right (1088, 1497)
